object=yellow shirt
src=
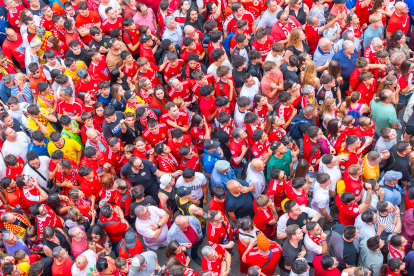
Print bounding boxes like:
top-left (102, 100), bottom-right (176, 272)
top-left (125, 96), bottom-right (145, 116)
top-left (361, 155), bottom-right (380, 182)
top-left (64, 61), bottom-right (86, 85)
top-left (38, 93), bottom-right (55, 113)
top-left (47, 137), bottom-right (82, 162)
top-left (17, 262), bottom-right (30, 276)
top-left (27, 108), bottom-right (56, 138)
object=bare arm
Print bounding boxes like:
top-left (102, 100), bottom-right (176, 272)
top-left (359, 185), bottom-right (372, 212)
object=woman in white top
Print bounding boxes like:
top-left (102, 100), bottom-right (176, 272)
top-left (319, 97), bottom-right (337, 130)
top-left (173, 0), bottom-right (191, 31)
top-left (237, 218), bottom-right (259, 274)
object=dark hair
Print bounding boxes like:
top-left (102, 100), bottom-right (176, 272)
top-left (320, 254), bottom-right (334, 270)
top-left (182, 168), bottom-right (195, 179)
top-left (292, 159), bottom-right (309, 178)
top-left (291, 177), bottom-right (307, 189)
top-left (96, 258), bottom-right (109, 273)
top-left (26, 151), bottom-right (39, 162)
top-left (235, 218), bottom-right (255, 231)
top-left (213, 185), bottom-right (225, 200)
top-left (367, 235), bottom-right (381, 251)
top-left (341, 192), bottom-right (356, 204)
top-left (361, 209), bottom-right (375, 223)
top-left (326, 118), bottom-right (341, 142)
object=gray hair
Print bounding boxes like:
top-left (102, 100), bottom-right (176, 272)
top-left (2, 75), bottom-right (13, 85)
top-left (390, 52), bottom-right (406, 66)
top-left (135, 205), bottom-right (146, 217)
top-left (68, 227), bottom-right (80, 237)
top-left (35, 26), bottom-right (46, 38)
top-left (1, 230), bottom-right (11, 242)
top-left (61, 85), bottom-right (73, 97)
top-left (175, 215), bottom-right (188, 226)
top-left (306, 15), bottom-right (316, 25)
top-left (342, 40), bottom-right (354, 50)
top-left (52, 246), bottom-right (63, 259)
top-left (371, 37), bottom-right (382, 47)
top-left (0, 212), bottom-right (9, 223)
top-left (303, 104), bottom-right (316, 115)
top-left (342, 30), bottom-right (353, 41)
top-left (231, 127), bottom-right (242, 139)
top-left (318, 38), bottom-right (330, 48)
top-left (248, 266), bottom-right (261, 276)
top-left (164, 16), bottom-right (174, 27)
top-left (301, 85), bottom-right (314, 95)
top-left (201, 246), bottom-right (214, 257)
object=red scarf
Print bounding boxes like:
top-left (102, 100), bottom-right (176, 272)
top-left (139, 109), bottom-right (157, 127)
top-left (387, 267), bottom-right (402, 276)
top-left (278, 19), bottom-right (297, 37)
top-left (127, 101), bottom-right (137, 111)
top-left (307, 232), bottom-right (321, 246)
top-left (89, 132), bottom-right (108, 154)
top-left (185, 63), bottom-right (201, 79)
top-left (346, 23), bottom-right (363, 38)
top-left (388, 243), bottom-right (404, 259)
top-left (38, 93), bottom-right (55, 107)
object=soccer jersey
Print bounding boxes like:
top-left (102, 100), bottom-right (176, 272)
top-left (142, 123), bottom-right (171, 147)
top-left (36, 205), bottom-right (63, 240)
top-left (21, 184), bottom-right (41, 206)
top-left (6, 157), bottom-right (24, 180)
top-left (252, 35), bottom-right (274, 62)
top-left (167, 134), bottom-right (192, 162)
top-left (266, 179), bottom-right (286, 207)
top-left (75, 75), bottom-right (101, 96)
top-left (207, 220), bottom-right (233, 245)
top-left (160, 111), bottom-right (190, 130)
top-left (99, 187), bottom-right (118, 207)
top-left (137, 63), bottom-right (162, 86)
top-left (164, 59), bottom-right (186, 83)
top-left (181, 44), bottom-right (204, 62)
top-left (216, 79), bottom-right (236, 110)
top-left (123, 28), bottom-right (140, 55)
top-left (230, 139), bottom-right (248, 169)
top-left (100, 16), bottom-right (123, 35)
top-left (156, 153), bottom-right (179, 173)
top-left (88, 56), bottom-right (110, 81)
top-left (242, 242), bottom-right (282, 276)
top-left (168, 80), bottom-right (193, 102)
top-left (202, 243), bottom-right (225, 275)
top-left (105, 140), bottom-right (127, 174)
top-left (285, 186), bottom-right (309, 206)
top-left (336, 194), bottom-right (360, 226)
top-left (253, 198), bottom-right (276, 238)
top-left (75, 11), bottom-right (101, 43)
top-left (81, 173), bottom-right (101, 199)
top-left (251, 140), bottom-right (270, 159)
top-left (56, 166), bottom-right (82, 196)
top-left (123, 61), bottom-right (139, 81)
top-left (40, 16), bottom-right (54, 31)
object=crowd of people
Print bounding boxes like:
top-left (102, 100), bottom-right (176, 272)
top-left (0, 0), bottom-right (413, 274)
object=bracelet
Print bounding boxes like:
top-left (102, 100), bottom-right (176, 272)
top-left (321, 240), bottom-right (326, 242)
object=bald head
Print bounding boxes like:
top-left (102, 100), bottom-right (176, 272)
top-left (175, 215), bottom-right (188, 226)
top-left (86, 129), bottom-right (98, 139)
top-left (251, 159), bottom-right (264, 171)
top-left (184, 25), bottom-right (195, 35)
top-left (227, 180), bottom-right (240, 192)
top-left (6, 28), bottom-right (17, 42)
top-left (318, 38), bottom-right (331, 48)
top-left (396, 2), bottom-right (407, 13)
top-left (75, 254), bottom-right (88, 270)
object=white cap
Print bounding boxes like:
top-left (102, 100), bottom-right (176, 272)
top-left (160, 174), bottom-right (172, 189)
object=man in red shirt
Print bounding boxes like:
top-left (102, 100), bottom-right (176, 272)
top-left (99, 203), bottom-right (129, 245)
top-left (167, 128), bottom-right (192, 162)
top-left (56, 160), bottom-right (82, 196)
top-left (16, 174), bottom-right (48, 207)
top-left (286, 177), bottom-right (310, 207)
top-left (136, 57), bottom-right (163, 86)
top-left (355, 0), bottom-right (373, 27)
top-left (52, 15), bottom-right (66, 42)
top-left (338, 135), bottom-right (373, 172)
top-left (123, 17), bottom-right (140, 58)
top-left (386, 2), bottom-right (409, 39)
top-left (160, 102), bottom-right (190, 132)
top-left (6, 0), bottom-right (24, 33)
top-left (230, 128), bottom-right (249, 178)
top-left (215, 66), bottom-right (236, 110)
top-left (105, 137), bottom-right (127, 174)
top-left (313, 255), bottom-right (355, 276)
top-left (303, 127), bottom-right (324, 172)
top-left (343, 164), bottom-right (363, 200)
top-left (142, 118), bottom-right (172, 147)
top-left (364, 37), bottom-right (384, 64)
top-left (356, 71), bottom-right (376, 104)
top-left (30, 202), bottom-right (64, 240)
top-left (242, 233), bottom-right (282, 276)
top-left (192, 70), bottom-right (216, 98)
top-left (251, 129), bottom-right (272, 163)
top-left (201, 243), bottom-right (231, 275)
top-left (4, 155), bottom-right (24, 181)
top-left (179, 146), bottom-right (200, 172)
top-left (253, 195), bottom-right (278, 239)
top-left (101, 7), bottom-right (124, 35)
top-left (78, 166), bottom-right (102, 199)
top-left (75, 2), bottom-right (101, 44)
top-left (40, 5), bottom-right (55, 31)
top-left (223, 2), bottom-right (255, 35)
top-left (52, 246), bottom-right (74, 276)
top-left (335, 184), bottom-right (372, 226)
top-left (57, 86), bottom-right (85, 123)
top-left (2, 29), bottom-right (26, 70)
top-left (353, 116), bottom-right (375, 153)
top-left (87, 49), bottom-right (110, 81)
top-left (349, 57), bottom-right (369, 91)
top-left (305, 13), bottom-right (345, 54)
top-left (75, 69), bottom-right (101, 97)
top-left (168, 78), bottom-right (193, 103)
top-left (252, 28), bottom-right (274, 61)
top-left (199, 85), bottom-right (218, 126)
top-left (181, 37), bottom-right (205, 62)
top-left (164, 52), bottom-right (186, 84)
top-left (206, 210), bottom-right (234, 250)
top-left (271, 11), bottom-right (301, 45)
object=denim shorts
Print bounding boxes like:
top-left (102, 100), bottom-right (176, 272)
top-left (398, 92), bottom-right (413, 105)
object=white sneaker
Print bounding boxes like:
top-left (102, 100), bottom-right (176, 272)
top-left (398, 120), bottom-right (402, 130)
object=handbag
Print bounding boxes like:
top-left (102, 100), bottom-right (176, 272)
top-left (28, 163), bottom-right (59, 193)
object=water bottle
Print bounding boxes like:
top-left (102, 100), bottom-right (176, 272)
top-left (222, 236), bottom-right (229, 245)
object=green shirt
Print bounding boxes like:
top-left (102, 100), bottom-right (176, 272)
top-left (266, 148), bottom-right (292, 182)
top-left (370, 98), bottom-right (398, 135)
top-left (61, 121), bottom-right (84, 150)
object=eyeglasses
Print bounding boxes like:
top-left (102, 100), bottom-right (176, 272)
top-left (91, 235), bottom-right (100, 240)
top-left (132, 162), bottom-right (143, 169)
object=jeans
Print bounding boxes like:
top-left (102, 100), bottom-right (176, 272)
top-left (190, 238), bottom-right (203, 260)
top-left (232, 166), bottom-right (243, 178)
top-left (111, 241), bottom-right (120, 258)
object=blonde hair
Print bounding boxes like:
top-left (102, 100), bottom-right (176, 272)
top-left (15, 73), bottom-right (27, 81)
top-left (369, 13), bottom-right (382, 23)
top-left (173, 97), bottom-right (184, 108)
top-left (286, 28), bottom-right (302, 49)
top-left (68, 207), bottom-right (85, 225)
top-left (136, 77), bottom-right (149, 92)
top-left (319, 97), bottom-right (336, 117)
top-left (301, 60), bottom-right (318, 87)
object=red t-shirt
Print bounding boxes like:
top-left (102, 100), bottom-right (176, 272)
top-left (40, 16), bottom-right (55, 31)
top-left (2, 33), bottom-right (26, 68)
top-left (180, 153), bottom-right (200, 172)
top-left (6, 157), bottom-right (24, 180)
top-left (21, 185), bottom-right (41, 206)
top-left (243, 0), bottom-right (266, 19)
top-left (142, 123), bottom-right (171, 147)
top-left (123, 61), bottom-right (139, 81)
top-left (253, 105), bottom-right (269, 123)
top-left (285, 186), bottom-right (309, 206)
top-left (271, 16), bottom-right (301, 42)
top-left (216, 79), bottom-right (236, 110)
top-left (105, 143), bottom-right (127, 174)
top-left (199, 96), bottom-right (217, 124)
top-left (252, 140), bottom-right (270, 159)
top-left (140, 45), bottom-right (156, 65)
top-left (313, 256), bottom-right (341, 276)
top-left (137, 63), bottom-right (162, 86)
top-left (123, 28), bottom-right (140, 55)
top-left (343, 170), bottom-right (362, 197)
top-left (75, 11), bottom-right (101, 43)
top-left (167, 134), bottom-right (192, 162)
top-left (168, 80), bottom-right (193, 102)
top-left (230, 139), bottom-right (249, 169)
top-left (336, 194), bottom-right (360, 226)
top-left (202, 243), bottom-right (225, 274)
top-left (208, 41), bottom-right (224, 62)
top-left (242, 242), bottom-right (282, 276)
top-left (99, 187), bottom-right (118, 207)
top-left (356, 82), bottom-right (375, 105)
top-left (268, 128), bottom-right (285, 142)
top-left (81, 173), bottom-right (101, 199)
top-left (160, 111), bottom-right (190, 130)
top-left (56, 167), bottom-right (82, 196)
top-left (57, 98), bottom-right (85, 117)
top-left (209, 197), bottom-right (226, 214)
top-left (349, 68), bottom-right (362, 91)
top-left (164, 59), bottom-right (186, 83)
top-left (252, 35), bottom-right (274, 62)
top-left (99, 212), bottom-right (129, 242)
top-left (52, 255), bottom-right (74, 276)
top-left (398, 73), bottom-right (410, 90)
top-left (190, 126), bottom-right (211, 151)
top-left (266, 180), bottom-right (286, 207)
top-left (88, 56), bottom-right (110, 81)
top-left (246, 123), bottom-right (261, 148)
top-left (7, 6), bottom-right (24, 32)
top-left (305, 23), bottom-right (320, 54)
top-left (355, 0), bottom-right (372, 27)
top-left (207, 220), bottom-right (233, 245)
top-left (223, 12), bottom-right (255, 34)
top-left (387, 11), bottom-right (409, 36)
top-left (181, 44), bottom-right (204, 62)
top-left (101, 16), bottom-right (123, 35)
top-left (36, 205), bottom-right (64, 240)
top-left (253, 198), bottom-right (276, 238)
top-left (75, 75), bottom-right (101, 96)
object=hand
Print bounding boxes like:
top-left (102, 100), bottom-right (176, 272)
top-left (395, 206), bottom-right (400, 216)
top-left (172, 170), bottom-right (183, 178)
top-left (336, 12), bottom-right (345, 19)
top-left (365, 183), bottom-right (372, 191)
top-left (166, 119), bottom-right (179, 128)
top-left (241, 145), bottom-right (248, 153)
top-left (377, 222), bottom-right (386, 233)
top-left (269, 202), bottom-right (276, 211)
top-left (62, 109), bottom-right (68, 116)
top-left (103, 163), bottom-right (110, 169)
top-left (362, 23), bottom-right (367, 29)
top-left (147, 89), bottom-right (154, 95)
top-left (91, 269), bottom-right (100, 276)
top-left (150, 223), bottom-right (159, 231)
top-left (307, 177), bottom-right (313, 184)
top-left (337, 154), bottom-right (349, 161)
top-left (155, 265), bottom-right (161, 271)
top-left (324, 59), bottom-right (331, 67)
top-left (291, 108), bottom-right (298, 117)
top-left (330, 147), bottom-right (336, 154)
top-left (120, 119), bottom-right (125, 125)
top-left (241, 186), bottom-right (250, 193)
top-left (301, 225), bottom-right (308, 233)
top-left (185, 243), bottom-right (192, 248)
top-left (203, 197), bottom-right (208, 206)
top-left (380, 150), bottom-right (390, 159)
top-left (249, 237), bottom-right (257, 247)
top-left (308, 166), bottom-right (314, 172)
top-left (270, 83), bottom-right (277, 89)
top-left (298, 250), bottom-right (306, 258)
top-left (379, 188), bottom-right (385, 198)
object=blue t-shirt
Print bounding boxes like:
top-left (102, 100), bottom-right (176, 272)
top-left (346, 0), bottom-right (358, 10)
top-left (363, 26), bottom-right (384, 48)
top-left (28, 138), bottom-right (50, 157)
top-left (202, 149), bottom-right (224, 173)
top-left (225, 190), bottom-right (254, 219)
top-left (98, 94), bottom-right (112, 106)
top-left (332, 49), bottom-right (358, 79)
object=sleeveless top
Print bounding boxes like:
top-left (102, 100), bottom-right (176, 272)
top-left (289, 6), bottom-right (306, 25)
top-left (347, 104), bottom-right (363, 126)
top-left (159, 187), bottom-right (177, 212)
top-left (175, 197), bottom-right (206, 229)
top-left (239, 227), bottom-right (258, 242)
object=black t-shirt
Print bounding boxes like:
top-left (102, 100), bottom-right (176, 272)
top-left (123, 122), bottom-right (141, 146)
top-left (184, 15), bottom-right (204, 33)
top-left (217, 127), bottom-right (231, 161)
top-left (232, 67), bottom-right (247, 89)
top-left (248, 61), bottom-right (261, 81)
top-left (11, 118), bottom-right (24, 134)
top-left (65, 48), bottom-right (91, 67)
top-left (225, 191), bottom-right (254, 219)
top-left (280, 62), bottom-right (300, 84)
top-left (384, 144), bottom-right (411, 182)
top-left (405, 113), bottom-right (414, 138)
top-left (129, 196), bottom-right (157, 216)
top-left (102, 111), bottom-right (125, 140)
top-left (120, 159), bottom-right (159, 191)
top-left (298, 112), bottom-right (316, 135)
top-left (40, 257), bottom-right (53, 276)
top-left (42, 231), bottom-right (70, 253)
top-left (90, 35), bottom-right (112, 56)
top-left (279, 239), bottom-right (304, 273)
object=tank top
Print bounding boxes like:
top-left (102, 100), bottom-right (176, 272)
top-left (159, 187), bottom-right (177, 212)
top-left (347, 104), bottom-right (363, 126)
top-left (175, 197), bottom-right (206, 229)
top-left (289, 6), bottom-right (306, 25)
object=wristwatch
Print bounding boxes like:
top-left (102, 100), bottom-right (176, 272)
top-left (227, 268), bottom-right (231, 271)
top-left (157, 223), bottom-right (161, 229)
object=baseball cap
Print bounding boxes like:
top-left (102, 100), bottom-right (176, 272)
top-left (124, 90), bottom-right (135, 101)
top-left (257, 233), bottom-right (270, 250)
top-left (176, 186), bottom-right (193, 197)
top-left (214, 160), bottom-right (230, 171)
top-left (30, 38), bottom-right (42, 48)
top-left (383, 170), bottom-right (402, 183)
top-left (160, 174), bottom-right (172, 189)
top-left (77, 68), bottom-right (88, 79)
top-left (333, 0), bottom-right (346, 4)
top-left (124, 231), bottom-right (137, 248)
top-left (130, 255), bottom-right (145, 272)
top-left (204, 139), bottom-right (220, 150)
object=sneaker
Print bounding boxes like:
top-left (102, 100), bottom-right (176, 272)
top-left (398, 119), bottom-right (402, 130)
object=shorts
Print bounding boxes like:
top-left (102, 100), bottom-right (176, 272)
top-left (398, 92), bottom-right (413, 105)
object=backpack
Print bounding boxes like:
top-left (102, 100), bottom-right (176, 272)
top-left (347, 104), bottom-right (362, 126)
top-left (289, 111), bottom-right (312, 139)
top-left (223, 30), bottom-right (237, 53)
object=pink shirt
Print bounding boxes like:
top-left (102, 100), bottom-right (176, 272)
top-left (133, 8), bottom-right (156, 32)
top-left (135, 206), bottom-right (168, 247)
top-left (71, 229), bottom-right (88, 258)
top-left (261, 71), bottom-right (283, 104)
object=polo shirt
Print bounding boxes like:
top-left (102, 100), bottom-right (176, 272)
top-left (370, 98), bottom-right (398, 135)
top-left (332, 49), bottom-right (358, 80)
top-left (226, 189), bottom-right (254, 219)
top-left (313, 46), bottom-right (335, 70)
top-left (120, 160), bottom-right (158, 191)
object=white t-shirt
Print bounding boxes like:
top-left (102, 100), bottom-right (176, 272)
top-left (304, 231), bottom-right (323, 262)
top-left (277, 206), bottom-right (318, 234)
top-left (311, 182), bottom-right (330, 218)
top-left (22, 156), bottom-right (51, 188)
top-left (176, 172), bottom-right (207, 200)
top-left (99, 0), bottom-right (121, 20)
top-left (43, 58), bottom-right (66, 80)
top-left (234, 104), bottom-right (246, 131)
top-left (245, 162), bottom-right (266, 198)
top-left (71, 249), bottom-right (98, 276)
top-left (25, 47), bottom-right (40, 74)
top-left (265, 51), bottom-right (283, 65)
top-left (240, 77), bottom-right (260, 105)
top-left (3, 132), bottom-right (31, 163)
top-left (207, 60), bottom-right (233, 81)
top-left (318, 162), bottom-right (342, 192)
